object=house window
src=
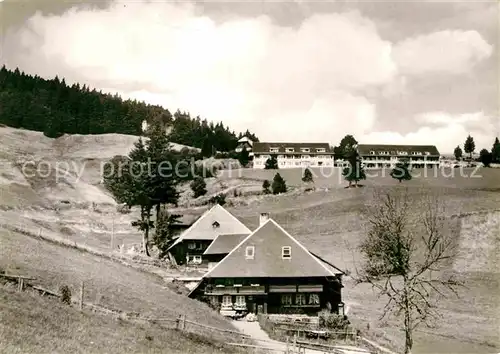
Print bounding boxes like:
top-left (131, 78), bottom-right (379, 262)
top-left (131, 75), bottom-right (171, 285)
top-left (212, 221), bottom-right (220, 228)
top-left (369, 151), bottom-right (375, 155)
top-left (285, 148), bottom-right (295, 153)
top-left (222, 295), bottom-right (232, 306)
top-left (245, 246), bottom-right (255, 259)
top-left (235, 295), bottom-right (246, 306)
top-left (187, 242), bottom-right (196, 249)
top-left (187, 255), bottom-right (202, 264)
top-left (270, 148), bottom-right (279, 153)
top-left (296, 293), bottom-right (306, 305)
top-left (282, 246), bottom-right (291, 259)
top-left (316, 148), bottom-right (326, 153)
top-left (281, 294), bottom-right (292, 305)
top-left (301, 155), bottom-right (310, 159)
top-left (300, 148), bottom-right (310, 153)
top-left (309, 294), bottom-right (320, 305)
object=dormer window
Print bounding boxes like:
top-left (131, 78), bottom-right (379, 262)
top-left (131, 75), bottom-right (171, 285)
top-left (269, 147), bottom-right (279, 153)
top-left (245, 246), bottom-right (255, 260)
top-left (316, 148), bottom-right (326, 153)
top-left (369, 151), bottom-right (375, 155)
top-left (300, 148), bottom-right (310, 153)
top-left (212, 221), bottom-right (220, 228)
top-left (282, 246), bottom-right (291, 259)
top-left (285, 147), bottom-right (295, 153)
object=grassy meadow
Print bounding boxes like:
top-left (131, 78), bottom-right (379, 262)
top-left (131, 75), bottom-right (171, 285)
top-left (0, 284), bottom-right (248, 354)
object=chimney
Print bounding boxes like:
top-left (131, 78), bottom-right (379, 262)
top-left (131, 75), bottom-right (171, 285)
top-left (259, 212), bottom-right (269, 226)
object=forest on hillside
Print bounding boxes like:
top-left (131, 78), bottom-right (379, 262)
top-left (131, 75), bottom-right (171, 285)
top-left (0, 66), bottom-right (258, 152)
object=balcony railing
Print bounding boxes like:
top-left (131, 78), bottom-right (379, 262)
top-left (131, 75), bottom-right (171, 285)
top-left (205, 285), bottom-right (266, 295)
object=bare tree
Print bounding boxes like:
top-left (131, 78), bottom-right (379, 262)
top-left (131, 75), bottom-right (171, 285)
top-left (357, 188), bottom-right (463, 354)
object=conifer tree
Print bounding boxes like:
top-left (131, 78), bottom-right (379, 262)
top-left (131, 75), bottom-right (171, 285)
top-left (342, 150), bottom-right (366, 187)
top-left (464, 135), bottom-right (475, 160)
top-left (390, 161), bottom-right (412, 183)
top-left (264, 155), bottom-right (278, 169)
top-left (271, 173), bottom-right (287, 194)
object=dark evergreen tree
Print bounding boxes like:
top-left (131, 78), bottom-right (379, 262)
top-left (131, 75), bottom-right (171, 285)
top-left (491, 137), bottom-right (500, 163)
top-left (153, 209), bottom-right (181, 259)
top-left (238, 146), bottom-right (250, 167)
top-left (454, 145), bottom-right (463, 161)
top-left (390, 161), bottom-right (412, 183)
top-left (342, 150), bottom-right (366, 187)
top-left (271, 173), bottom-right (287, 194)
top-left (264, 155), bottom-right (278, 169)
top-left (464, 135), bottom-right (475, 160)
top-left (201, 135), bottom-right (213, 157)
top-left (479, 149), bottom-right (493, 167)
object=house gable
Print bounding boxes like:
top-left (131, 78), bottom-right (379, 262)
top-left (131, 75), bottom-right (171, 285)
top-left (203, 233), bottom-right (249, 255)
top-left (167, 204), bottom-right (251, 250)
top-left (204, 219), bottom-right (338, 278)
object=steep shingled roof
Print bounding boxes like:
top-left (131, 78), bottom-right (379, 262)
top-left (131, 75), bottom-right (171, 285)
top-left (203, 233), bottom-right (249, 255)
top-left (253, 142), bottom-right (333, 154)
top-left (203, 219), bottom-right (342, 278)
top-left (357, 144), bottom-right (440, 156)
top-left (167, 204), bottom-right (251, 250)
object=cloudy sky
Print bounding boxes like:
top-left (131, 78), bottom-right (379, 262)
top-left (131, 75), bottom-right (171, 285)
top-left (0, 0), bottom-right (498, 153)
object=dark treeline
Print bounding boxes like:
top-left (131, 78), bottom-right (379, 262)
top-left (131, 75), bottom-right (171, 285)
top-left (0, 66), bottom-right (258, 152)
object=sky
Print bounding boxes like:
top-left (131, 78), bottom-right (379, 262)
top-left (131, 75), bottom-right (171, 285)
top-left (0, 0), bottom-right (498, 153)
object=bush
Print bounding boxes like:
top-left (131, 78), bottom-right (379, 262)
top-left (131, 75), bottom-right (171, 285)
top-left (302, 168), bottom-right (314, 183)
top-left (190, 177), bottom-right (207, 198)
top-left (262, 180), bottom-right (271, 194)
top-left (264, 155), bottom-right (278, 169)
top-left (116, 203), bottom-right (131, 214)
top-left (59, 285), bottom-right (72, 305)
top-left (318, 310), bottom-right (349, 330)
top-left (209, 193), bottom-right (226, 206)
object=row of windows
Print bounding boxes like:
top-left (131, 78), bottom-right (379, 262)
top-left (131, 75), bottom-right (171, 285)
top-left (256, 155), bottom-right (333, 159)
top-left (245, 246), bottom-right (291, 259)
top-left (369, 150), bottom-right (432, 156)
top-left (220, 293), bottom-right (320, 306)
top-left (281, 293), bottom-right (320, 305)
top-left (269, 148), bottom-right (327, 153)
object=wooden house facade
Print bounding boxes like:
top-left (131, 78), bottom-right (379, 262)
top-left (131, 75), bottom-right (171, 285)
top-left (166, 204), bottom-right (251, 265)
top-left (188, 218), bottom-right (345, 316)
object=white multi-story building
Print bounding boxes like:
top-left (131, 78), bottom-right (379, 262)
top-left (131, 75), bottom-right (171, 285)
top-left (252, 142), bottom-right (335, 169)
top-left (357, 144), bottom-right (441, 169)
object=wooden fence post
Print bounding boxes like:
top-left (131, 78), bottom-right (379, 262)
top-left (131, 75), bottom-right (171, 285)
top-left (17, 277), bottom-right (23, 292)
top-left (176, 314), bottom-right (181, 330)
top-left (182, 314), bottom-right (187, 330)
top-left (79, 281), bottom-right (84, 310)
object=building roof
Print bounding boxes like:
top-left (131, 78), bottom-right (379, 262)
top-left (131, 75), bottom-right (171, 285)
top-left (357, 144), bottom-right (440, 156)
top-left (203, 233), bottom-right (249, 255)
top-left (253, 142), bottom-right (333, 154)
top-left (237, 137), bottom-right (254, 145)
top-left (167, 204), bottom-right (251, 250)
top-left (203, 219), bottom-right (342, 278)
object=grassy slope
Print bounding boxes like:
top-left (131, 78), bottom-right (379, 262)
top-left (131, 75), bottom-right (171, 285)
top-left (0, 285), bottom-right (243, 354)
top-left (0, 229), bottom-right (237, 335)
top-left (221, 170), bottom-right (500, 354)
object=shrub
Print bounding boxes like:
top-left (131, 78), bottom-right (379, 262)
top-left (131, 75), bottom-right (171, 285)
top-left (59, 285), bottom-right (72, 305)
top-left (262, 180), bottom-right (271, 194)
top-left (209, 193), bottom-right (226, 206)
top-left (302, 168), bottom-right (314, 183)
top-left (233, 189), bottom-right (239, 197)
top-left (190, 177), bottom-right (207, 198)
top-left (318, 310), bottom-right (349, 330)
top-left (264, 155), bottom-right (278, 169)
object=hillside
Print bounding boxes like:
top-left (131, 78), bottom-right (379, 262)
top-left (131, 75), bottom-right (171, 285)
top-left (1, 125), bottom-right (500, 353)
top-left (0, 284), bottom-right (246, 354)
